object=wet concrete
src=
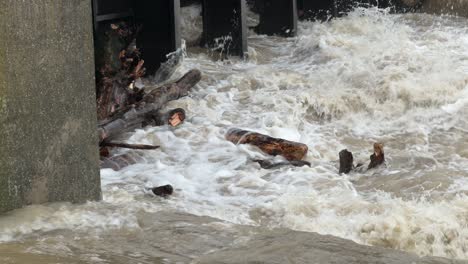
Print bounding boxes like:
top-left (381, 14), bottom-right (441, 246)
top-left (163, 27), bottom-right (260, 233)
top-left (0, 0), bottom-right (101, 213)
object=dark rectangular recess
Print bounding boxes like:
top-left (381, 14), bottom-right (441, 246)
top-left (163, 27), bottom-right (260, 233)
top-left (298, 0), bottom-right (336, 20)
top-left (202, 0), bottom-right (248, 57)
top-left (256, 0), bottom-right (298, 37)
top-left (133, 0), bottom-right (181, 74)
top-left (94, 0), bottom-right (133, 15)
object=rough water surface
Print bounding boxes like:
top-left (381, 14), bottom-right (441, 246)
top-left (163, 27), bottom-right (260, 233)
top-left (1, 7), bottom-right (468, 263)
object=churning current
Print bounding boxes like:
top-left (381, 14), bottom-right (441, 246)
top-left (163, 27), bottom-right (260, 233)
top-left (1, 7), bottom-right (468, 263)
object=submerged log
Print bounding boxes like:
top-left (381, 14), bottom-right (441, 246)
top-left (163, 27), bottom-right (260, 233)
top-left (101, 142), bottom-right (160, 150)
top-left (100, 152), bottom-right (147, 171)
top-left (226, 129), bottom-right (308, 161)
top-left (368, 143), bottom-right (385, 169)
top-left (98, 70), bottom-right (201, 143)
top-left (253, 159), bottom-right (311, 169)
top-left (339, 149), bottom-right (354, 174)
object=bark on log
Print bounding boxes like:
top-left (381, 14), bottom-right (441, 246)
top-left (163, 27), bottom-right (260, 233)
top-left (226, 129), bottom-right (308, 161)
top-left (98, 70), bottom-right (201, 143)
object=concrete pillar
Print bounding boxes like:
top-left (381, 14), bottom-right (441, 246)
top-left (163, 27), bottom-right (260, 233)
top-left (202, 0), bottom-right (248, 57)
top-left (0, 0), bottom-right (101, 214)
top-left (421, 0), bottom-right (468, 17)
top-left (256, 0), bottom-right (298, 37)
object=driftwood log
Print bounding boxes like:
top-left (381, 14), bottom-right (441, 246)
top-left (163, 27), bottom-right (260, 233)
top-left (98, 70), bottom-right (201, 143)
top-left (226, 129), bottom-right (308, 161)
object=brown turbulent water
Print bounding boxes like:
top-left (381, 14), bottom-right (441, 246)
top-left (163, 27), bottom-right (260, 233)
top-left (1, 7), bottom-right (468, 263)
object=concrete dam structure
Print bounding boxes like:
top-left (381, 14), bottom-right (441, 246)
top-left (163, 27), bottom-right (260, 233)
top-left (0, 0), bottom-right (466, 216)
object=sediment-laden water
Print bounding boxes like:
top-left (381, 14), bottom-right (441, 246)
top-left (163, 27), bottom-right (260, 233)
top-left (1, 7), bottom-right (468, 263)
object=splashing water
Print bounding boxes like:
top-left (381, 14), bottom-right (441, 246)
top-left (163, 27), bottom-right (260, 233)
top-left (1, 7), bottom-right (468, 262)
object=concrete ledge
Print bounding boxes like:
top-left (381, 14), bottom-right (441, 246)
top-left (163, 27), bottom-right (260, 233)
top-left (0, 0), bottom-right (101, 213)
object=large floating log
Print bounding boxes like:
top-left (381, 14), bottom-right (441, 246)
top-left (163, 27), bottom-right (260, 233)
top-left (98, 70), bottom-right (201, 143)
top-left (225, 129), bottom-right (308, 161)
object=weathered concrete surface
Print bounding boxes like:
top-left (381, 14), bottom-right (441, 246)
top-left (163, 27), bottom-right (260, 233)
top-left (0, 0), bottom-right (101, 214)
top-left (421, 0), bottom-right (468, 17)
top-left (196, 229), bottom-right (467, 264)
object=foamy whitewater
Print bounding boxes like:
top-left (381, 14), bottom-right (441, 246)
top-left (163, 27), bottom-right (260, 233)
top-left (1, 7), bottom-right (468, 263)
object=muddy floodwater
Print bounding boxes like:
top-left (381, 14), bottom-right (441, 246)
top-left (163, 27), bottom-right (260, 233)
top-left (1, 7), bottom-right (468, 263)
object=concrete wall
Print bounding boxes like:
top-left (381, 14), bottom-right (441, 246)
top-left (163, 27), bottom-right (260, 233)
top-left (421, 0), bottom-right (468, 17)
top-left (0, 0), bottom-right (101, 213)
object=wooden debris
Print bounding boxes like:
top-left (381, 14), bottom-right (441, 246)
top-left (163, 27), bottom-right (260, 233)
top-left (101, 142), bottom-right (160, 150)
top-left (226, 129), bottom-right (308, 161)
top-left (98, 70), bottom-right (201, 143)
top-left (253, 159), bottom-right (311, 169)
top-left (95, 21), bottom-right (145, 121)
top-left (339, 149), bottom-right (354, 174)
top-left (368, 143), bottom-right (385, 170)
top-left (338, 143), bottom-right (385, 174)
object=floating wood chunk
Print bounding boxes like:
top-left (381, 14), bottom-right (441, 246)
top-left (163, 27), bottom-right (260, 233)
top-left (339, 149), bottom-right (354, 174)
top-left (226, 129), bottom-right (308, 161)
top-left (368, 143), bottom-right (385, 170)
